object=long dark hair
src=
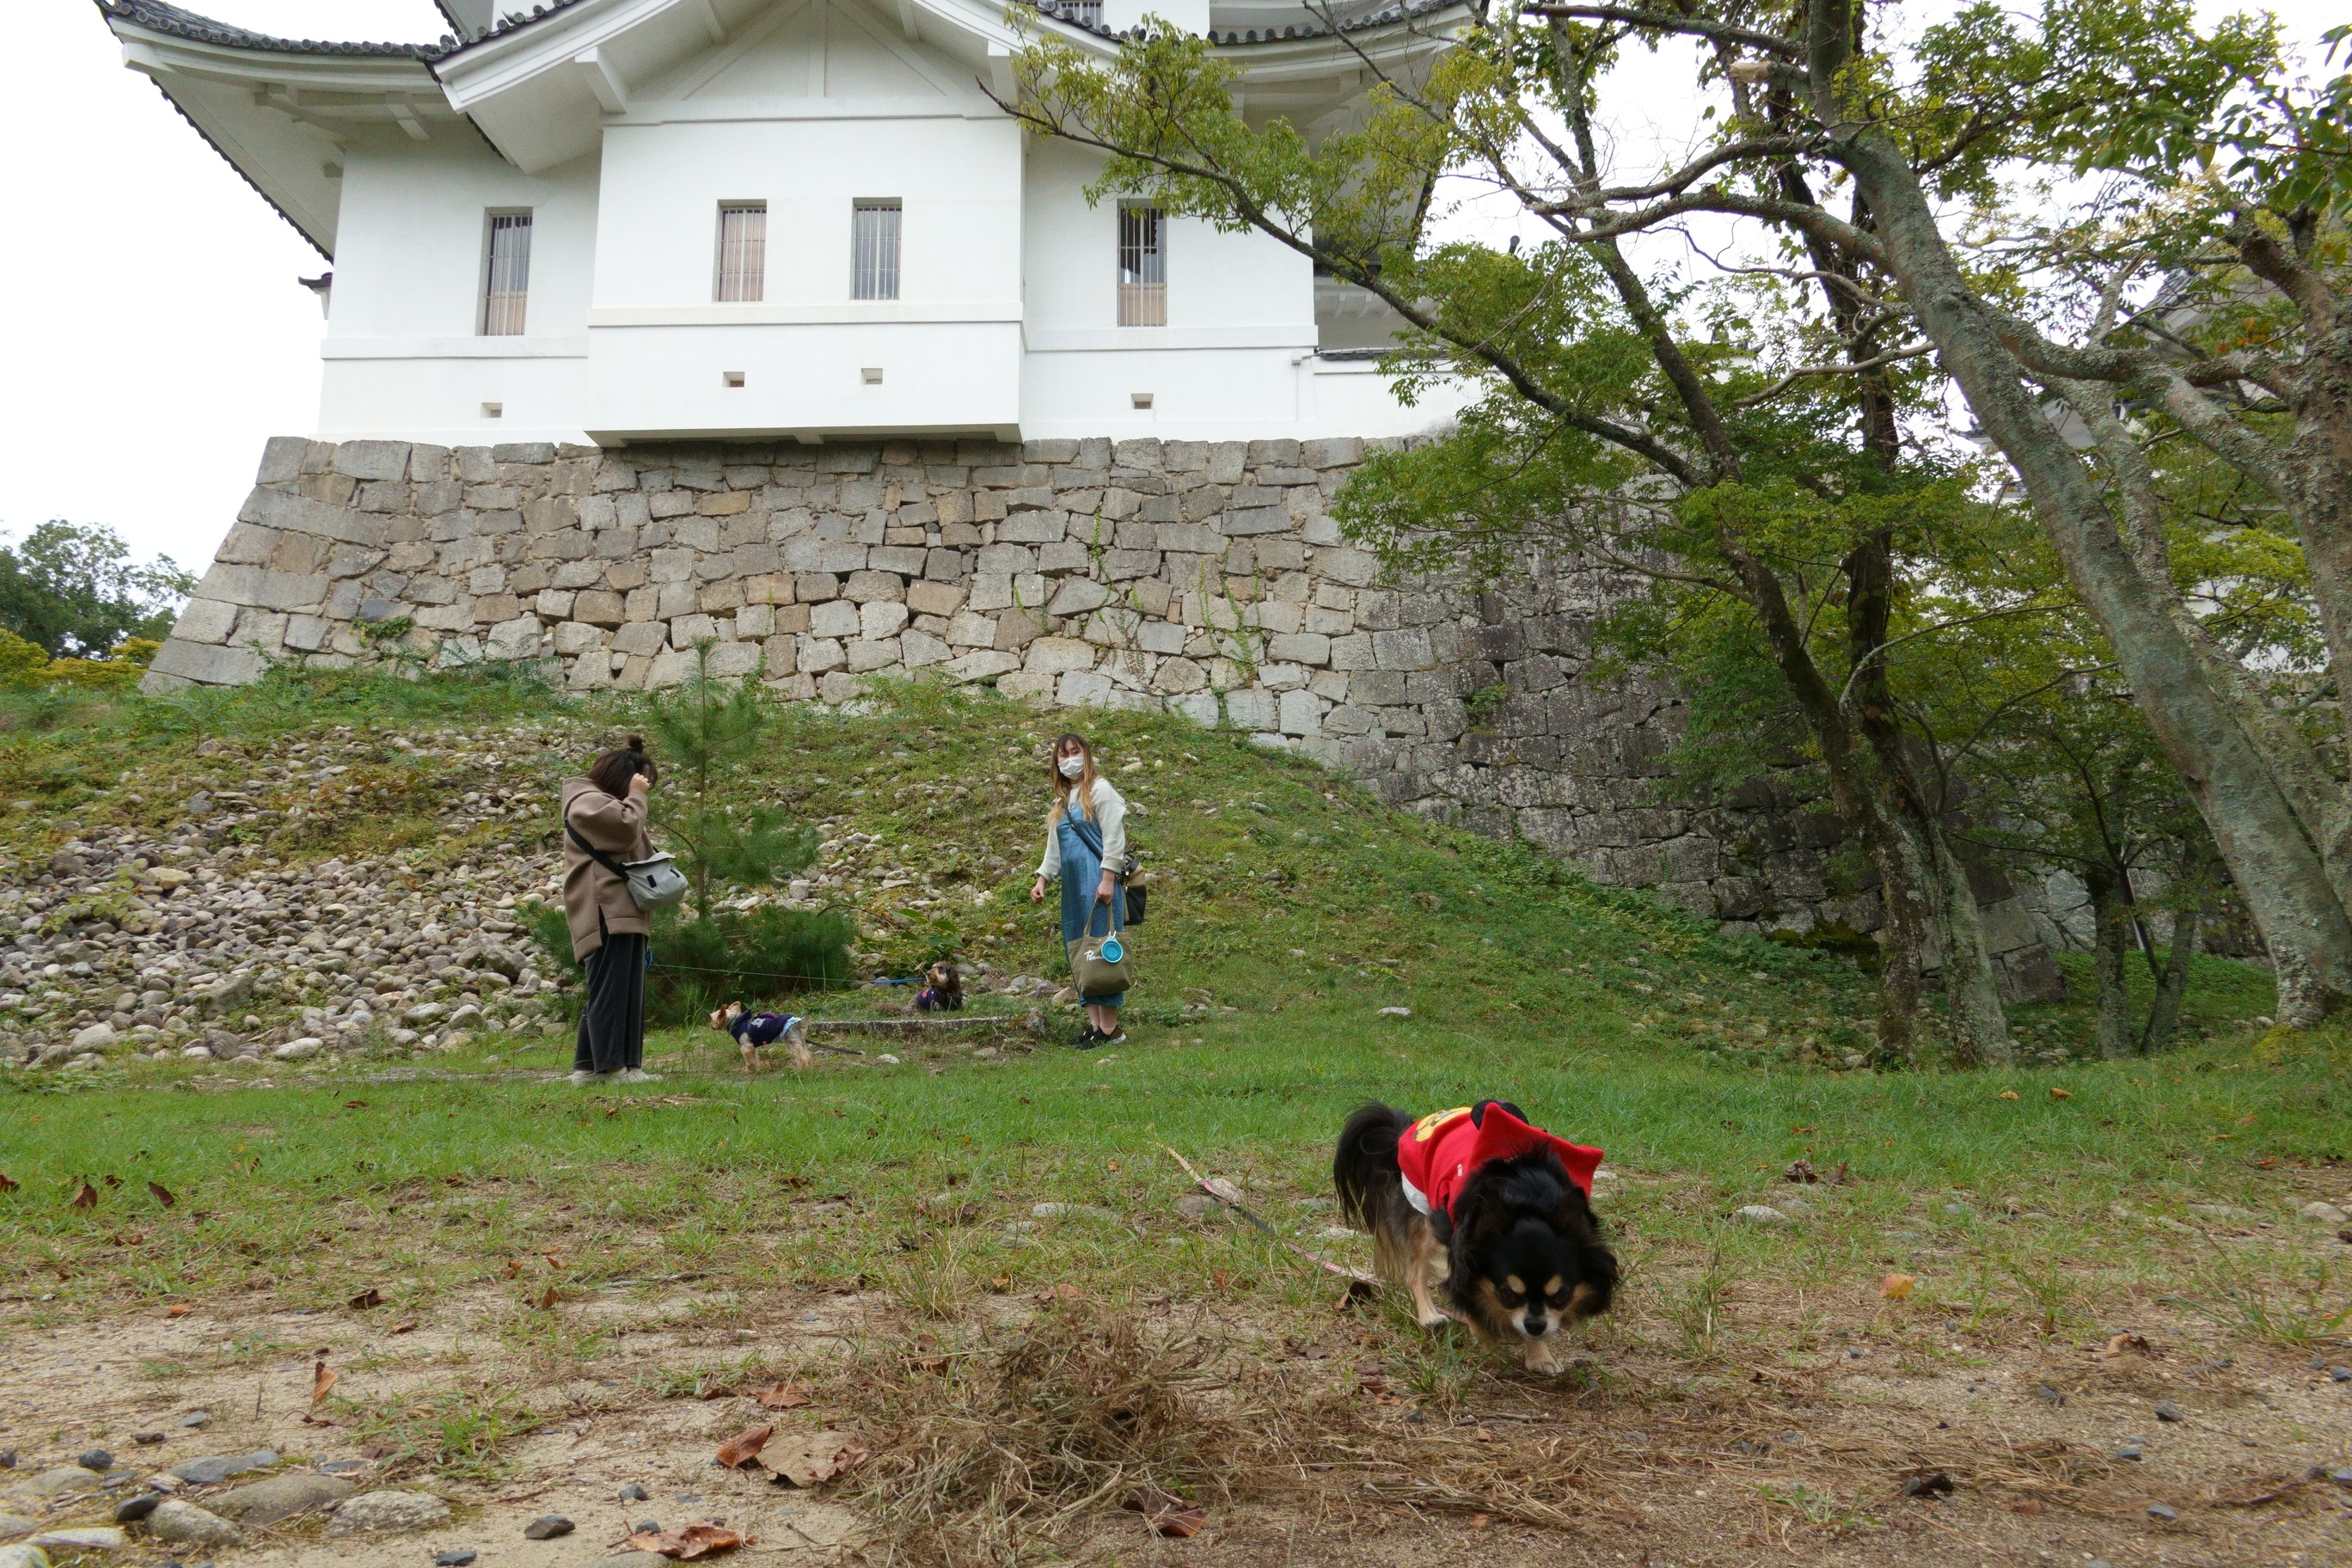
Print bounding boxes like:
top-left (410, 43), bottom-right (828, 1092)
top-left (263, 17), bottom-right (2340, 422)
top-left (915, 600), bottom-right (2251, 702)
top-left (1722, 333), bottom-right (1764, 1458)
top-left (589, 735), bottom-right (656, 798)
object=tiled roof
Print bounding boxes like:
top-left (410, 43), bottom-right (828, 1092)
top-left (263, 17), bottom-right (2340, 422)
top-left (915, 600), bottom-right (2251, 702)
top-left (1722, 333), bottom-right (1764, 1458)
top-left (100, 0), bottom-right (1461, 73)
top-left (95, 0), bottom-right (451, 57)
top-left (1038, 0), bottom-right (1461, 46)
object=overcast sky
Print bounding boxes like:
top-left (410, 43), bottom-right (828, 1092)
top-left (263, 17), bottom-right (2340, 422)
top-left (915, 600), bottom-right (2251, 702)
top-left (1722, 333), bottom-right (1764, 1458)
top-left (0, 0), bottom-right (2337, 577)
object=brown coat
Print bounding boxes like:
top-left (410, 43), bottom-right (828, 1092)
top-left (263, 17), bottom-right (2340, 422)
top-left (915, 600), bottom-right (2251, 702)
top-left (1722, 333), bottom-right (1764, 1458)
top-left (560, 778), bottom-right (656, 960)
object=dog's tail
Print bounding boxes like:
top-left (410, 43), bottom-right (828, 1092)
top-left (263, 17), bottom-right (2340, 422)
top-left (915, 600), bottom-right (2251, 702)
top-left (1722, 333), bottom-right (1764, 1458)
top-left (1333, 1102), bottom-right (1412, 1230)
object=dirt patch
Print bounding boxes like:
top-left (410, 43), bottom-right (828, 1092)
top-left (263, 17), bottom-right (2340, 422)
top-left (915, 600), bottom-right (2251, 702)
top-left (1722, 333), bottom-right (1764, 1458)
top-left (3, 1273), bottom-right (2349, 1566)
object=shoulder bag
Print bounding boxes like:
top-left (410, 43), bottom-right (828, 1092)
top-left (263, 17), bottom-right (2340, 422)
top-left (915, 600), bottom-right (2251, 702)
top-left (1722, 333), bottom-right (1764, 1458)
top-left (567, 820), bottom-right (689, 910)
top-left (1068, 900), bottom-right (1136, 997)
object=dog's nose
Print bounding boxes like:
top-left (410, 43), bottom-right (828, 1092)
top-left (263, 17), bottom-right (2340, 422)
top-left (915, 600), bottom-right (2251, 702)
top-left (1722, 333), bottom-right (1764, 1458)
top-left (1524, 1315), bottom-right (1550, 1338)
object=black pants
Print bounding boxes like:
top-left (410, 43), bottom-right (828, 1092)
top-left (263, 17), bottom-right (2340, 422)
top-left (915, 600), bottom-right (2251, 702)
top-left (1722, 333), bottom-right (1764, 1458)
top-left (574, 932), bottom-right (647, 1074)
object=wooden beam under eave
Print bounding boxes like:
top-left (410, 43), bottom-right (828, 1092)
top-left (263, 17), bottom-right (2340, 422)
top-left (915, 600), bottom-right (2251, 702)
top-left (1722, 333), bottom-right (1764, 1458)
top-left (897, 0), bottom-right (920, 40)
top-left (389, 100), bottom-right (431, 140)
top-left (572, 46), bottom-right (630, 113)
top-left (690, 0), bottom-right (726, 43)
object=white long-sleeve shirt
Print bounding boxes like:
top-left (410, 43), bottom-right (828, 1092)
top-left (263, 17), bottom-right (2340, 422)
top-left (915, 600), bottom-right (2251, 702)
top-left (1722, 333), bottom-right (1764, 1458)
top-left (1036, 777), bottom-right (1127, 880)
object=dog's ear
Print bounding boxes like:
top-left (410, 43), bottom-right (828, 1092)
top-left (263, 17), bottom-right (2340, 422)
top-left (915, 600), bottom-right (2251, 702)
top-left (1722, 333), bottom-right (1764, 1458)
top-left (1449, 1177), bottom-right (1515, 1255)
top-left (1545, 1177), bottom-right (1602, 1243)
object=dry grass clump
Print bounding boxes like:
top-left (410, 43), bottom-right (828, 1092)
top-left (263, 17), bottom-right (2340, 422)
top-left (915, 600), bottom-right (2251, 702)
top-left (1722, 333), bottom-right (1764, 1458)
top-left (839, 1304), bottom-right (1315, 1565)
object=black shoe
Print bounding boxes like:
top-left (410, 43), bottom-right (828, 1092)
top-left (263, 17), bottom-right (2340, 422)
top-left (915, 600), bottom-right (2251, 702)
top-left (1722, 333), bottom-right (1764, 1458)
top-left (1096, 1029), bottom-right (1127, 1046)
top-left (1075, 1027), bottom-right (1104, 1050)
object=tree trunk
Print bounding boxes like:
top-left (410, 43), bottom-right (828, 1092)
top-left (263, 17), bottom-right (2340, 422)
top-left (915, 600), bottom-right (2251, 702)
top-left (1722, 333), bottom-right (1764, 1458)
top-left (1819, 84), bottom-right (2352, 1023)
top-left (2086, 861), bottom-right (2135, 1059)
top-left (2141, 904), bottom-right (2199, 1055)
top-left (1920, 815), bottom-right (2014, 1066)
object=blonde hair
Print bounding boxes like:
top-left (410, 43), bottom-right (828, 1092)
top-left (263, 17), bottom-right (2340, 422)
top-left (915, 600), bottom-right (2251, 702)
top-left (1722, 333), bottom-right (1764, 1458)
top-left (1048, 732), bottom-right (1101, 823)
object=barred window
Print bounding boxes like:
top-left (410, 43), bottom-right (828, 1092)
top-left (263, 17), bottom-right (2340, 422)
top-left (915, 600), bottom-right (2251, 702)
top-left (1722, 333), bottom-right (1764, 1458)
top-left (481, 211), bottom-right (532, 336)
top-left (715, 203), bottom-right (767, 303)
top-left (852, 199), bottom-right (902, 301)
top-left (1118, 204), bottom-right (1165, 327)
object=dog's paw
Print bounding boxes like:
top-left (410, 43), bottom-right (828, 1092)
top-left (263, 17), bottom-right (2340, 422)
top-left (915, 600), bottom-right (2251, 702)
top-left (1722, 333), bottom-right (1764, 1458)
top-left (1521, 1340), bottom-right (1565, 1375)
top-left (1417, 1308), bottom-right (1451, 1331)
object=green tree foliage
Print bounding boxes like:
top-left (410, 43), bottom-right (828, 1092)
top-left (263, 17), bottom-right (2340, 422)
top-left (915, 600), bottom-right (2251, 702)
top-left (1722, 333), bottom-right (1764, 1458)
top-left (642, 646), bottom-right (823, 922)
top-left (0, 522), bottom-right (193, 658)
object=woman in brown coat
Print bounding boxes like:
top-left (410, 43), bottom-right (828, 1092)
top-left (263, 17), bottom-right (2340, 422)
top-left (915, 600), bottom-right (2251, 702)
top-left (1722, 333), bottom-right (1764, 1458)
top-left (560, 737), bottom-right (662, 1084)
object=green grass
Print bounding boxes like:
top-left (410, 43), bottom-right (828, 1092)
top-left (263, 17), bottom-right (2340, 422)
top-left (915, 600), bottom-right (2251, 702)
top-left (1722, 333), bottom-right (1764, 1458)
top-left (0, 665), bottom-right (2343, 1510)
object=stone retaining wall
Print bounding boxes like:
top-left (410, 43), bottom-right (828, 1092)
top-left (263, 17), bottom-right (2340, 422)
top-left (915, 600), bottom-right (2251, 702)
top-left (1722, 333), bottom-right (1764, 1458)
top-left (144, 432), bottom-right (2057, 991)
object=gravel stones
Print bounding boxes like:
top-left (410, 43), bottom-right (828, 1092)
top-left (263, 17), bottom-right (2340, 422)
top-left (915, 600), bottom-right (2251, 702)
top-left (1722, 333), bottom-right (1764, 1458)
top-left (168, 1450), bottom-right (277, 1485)
top-left (432, 1552), bottom-right (477, 1566)
top-left (325, 1490), bottom-right (451, 1535)
top-left (1734, 1204), bottom-right (1791, 1225)
top-left (2147, 1502), bottom-right (2179, 1521)
top-left (26, 1527), bottom-right (127, 1553)
top-left (2299, 1201), bottom-right (2349, 1225)
top-left (2153, 1400), bottom-right (2184, 1422)
top-left (207, 1473), bottom-right (356, 1524)
top-left (5, 1468), bottom-right (98, 1500)
top-left (109, 1495), bottom-right (160, 1524)
top-left (0, 1517), bottom-right (34, 1540)
top-left (616, 1483), bottom-right (650, 1502)
top-left (144, 1499), bottom-right (243, 1548)
top-left (522, 1513), bottom-right (574, 1539)
top-left (72, 1452), bottom-right (112, 1474)
top-left (0, 1548), bottom-right (46, 1568)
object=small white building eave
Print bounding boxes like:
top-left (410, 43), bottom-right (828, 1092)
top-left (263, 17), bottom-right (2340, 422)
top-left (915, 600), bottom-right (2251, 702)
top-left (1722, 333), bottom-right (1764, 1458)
top-left (102, 9), bottom-right (461, 255)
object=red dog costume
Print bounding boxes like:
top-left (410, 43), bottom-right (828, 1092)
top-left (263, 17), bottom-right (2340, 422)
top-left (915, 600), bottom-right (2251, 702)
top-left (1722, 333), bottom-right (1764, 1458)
top-left (1397, 1102), bottom-right (1604, 1220)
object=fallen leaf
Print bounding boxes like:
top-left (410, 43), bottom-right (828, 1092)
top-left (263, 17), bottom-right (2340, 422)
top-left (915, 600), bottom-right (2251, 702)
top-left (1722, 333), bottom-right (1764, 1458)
top-left (343, 1100), bottom-right (368, 1109)
top-left (1789, 1124), bottom-right (1819, 1135)
top-left (389, 1320), bottom-right (418, 1336)
top-left (1900, 1471), bottom-right (1954, 1498)
top-left (311, 1358), bottom-right (337, 1407)
top-left (103, 1173), bottom-right (122, 1188)
top-left (753, 1383), bottom-right (812, 1410)
top-left (535, 1285), bottom-right (559, 1310)
top-left (765, 1430), bottom-right (869, 1488)
top-left (503, 1259), bottom-right (522, 1280)
top-left (715, 1424), bottom-right (773, 1470)
top-left (348, 1287), bottom-right (384, 1310)
top-left (623, 1520), bottom-right (751, 1559)
top-left (909, 1354), bottom-right (948, 1374)
top-left (987, 1276), bottom-right (1012, 1294)
top-left (2008, 1499), bottom-right (2043, 1516)
top-left (1469, 1513), bottom-right (1492, 1530)
top-left (2103, 1332), bottom-right (2152, 1357)
top-left (1997, 1091), bottom-right (2019, 1100)
top-left (0, 1172), bottom-right (17, 1194)
top-left (1337, 1278), bottom-right (1378, 1313)
top-left (2049, 1087), bottom-right (2073, 1099)
top-left (166, 1304), bottom-right (192, 1318)
top-left (72, 1180), bottom-right (98, 1210)
top-left (1784, 1160), bottom-right (1818, 1185)
top-left (541, 1250), bottom-right (565, 1271)
top-left (1121, 1487), bottom-right (1204, 1538)
top-left (1830, 1161), bottom-right (1852, 1185)
top-left (147, 1180), bottom-right (176, 1207)
top-left (1036, 1283), bottom-right (1083, 1305)
top-left (1881, 1273), bottom-right (1917, 1301)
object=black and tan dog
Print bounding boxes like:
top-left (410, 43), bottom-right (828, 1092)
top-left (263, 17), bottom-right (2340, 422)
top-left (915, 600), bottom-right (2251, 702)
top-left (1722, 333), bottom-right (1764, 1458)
top-left (1335, 1100), bottom-right (1617, 1374)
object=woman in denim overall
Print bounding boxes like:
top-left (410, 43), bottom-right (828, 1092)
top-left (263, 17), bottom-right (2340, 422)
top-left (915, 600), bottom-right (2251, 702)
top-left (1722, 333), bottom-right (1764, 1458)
top-left (1030, 732), bottom-right (1127, 1048)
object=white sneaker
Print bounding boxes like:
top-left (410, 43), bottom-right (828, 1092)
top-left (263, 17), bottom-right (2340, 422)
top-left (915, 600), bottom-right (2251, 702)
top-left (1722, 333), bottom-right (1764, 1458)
top-left (568, 1069), bottom-right (613, 1085)
top-left (619, 1069), bottom-right (662, 1083)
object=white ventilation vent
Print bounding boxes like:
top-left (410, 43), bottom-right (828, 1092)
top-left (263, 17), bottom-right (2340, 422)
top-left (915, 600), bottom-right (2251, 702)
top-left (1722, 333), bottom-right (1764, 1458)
top-left (861, 367), bottom-right (884, 384)
top-left (481, 401), bottom-right (504, 419)
top-left (1131, 392), bottom-right (1154, 409)
top-left (723, 371), bottom-right (746, 388)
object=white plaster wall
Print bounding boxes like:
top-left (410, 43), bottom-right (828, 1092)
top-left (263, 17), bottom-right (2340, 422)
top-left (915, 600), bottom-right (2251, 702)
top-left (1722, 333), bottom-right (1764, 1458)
top-left (1020, 137), bottom-right (1314, 336)
top-left (318, 144), bottom-right (600, 441)
top-left (591, 118), bottom-right (1023, 310)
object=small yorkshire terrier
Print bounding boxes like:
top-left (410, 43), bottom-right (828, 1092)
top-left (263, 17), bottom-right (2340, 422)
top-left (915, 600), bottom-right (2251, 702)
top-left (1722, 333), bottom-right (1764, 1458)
top-left (1335, 1100), bottom-right (1618, 1374)
top-left (914, 961), bottom-right (965, 1013)
top-left (708, 1001), bottom-right (814, 1075)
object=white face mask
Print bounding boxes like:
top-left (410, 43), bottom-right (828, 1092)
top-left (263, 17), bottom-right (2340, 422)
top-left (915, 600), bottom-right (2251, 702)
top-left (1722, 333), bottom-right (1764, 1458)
top-left (1058, 755), bottom-right (1087, 780)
